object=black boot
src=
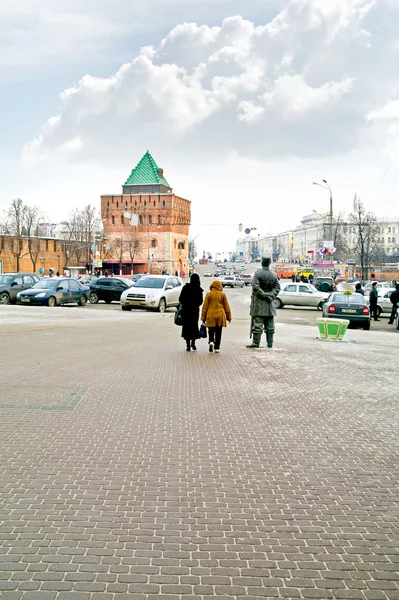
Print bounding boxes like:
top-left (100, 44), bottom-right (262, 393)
top-left (191, 341), bottom-right (197, 350)
top-left (186, 342), bottom-right (191, 352)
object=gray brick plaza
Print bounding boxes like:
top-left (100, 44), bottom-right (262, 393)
top-left (1, 298), bottom-right (399, 599)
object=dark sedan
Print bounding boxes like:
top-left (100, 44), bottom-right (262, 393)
top-left (0, 273), bottom-right (40, 305)
top-left (89, 277), bottom-right (134, 304)
top-left (323, 292), bottom-right (370, 330)
top-left (17, 278), bottom-right (89, 307)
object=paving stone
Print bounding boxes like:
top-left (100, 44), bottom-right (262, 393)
top-left (1, 305), bottom-right (398, 599)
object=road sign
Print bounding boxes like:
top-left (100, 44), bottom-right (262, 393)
top-left (245, 228), bottom-right (251, 235)
top-left (97, 260), bottom-right (103, 268)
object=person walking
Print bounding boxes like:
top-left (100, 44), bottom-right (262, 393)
top-left (247, 256), bottom-right (281, 349)
top-left (179, 273), bottom-right (203, 351)
top-left (388, 283), bottom-right (399, 324)
top-left (369, 281), bottom-right (380, 321)
top-left (355, 282), bottom-right (364, 296)
top-left (201, 280), bottom-right (232, 353)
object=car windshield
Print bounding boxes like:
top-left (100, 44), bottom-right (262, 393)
top-left (32, 279), bottom-right (59, 289)
top-left (332, 293), bottom-right (363, 304)
top-left (135, 277), bottom-right (166, 289)
top-left (0, 275), bottom-right (13, 285)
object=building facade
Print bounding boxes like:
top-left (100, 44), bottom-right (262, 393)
top-left (237, 213), bottom-right (399, 264)
top-left (101, 151), bottom-right (191, 275)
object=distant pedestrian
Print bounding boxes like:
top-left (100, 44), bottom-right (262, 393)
top-left (309, 274), bottom-right (314, 284)
top-left (247, 256), bottom-right (280, 349)
top-left (179, 273), bottom-right (203, 352)
top-left (355, 282), bottom-right (364, 296)
top-left (369, 282), bottom-right (380, 321)
top-left (201, 280), bottom-right (232, 353)
top-left (291, 273), bottom-right (296, 282)
top-left (388, 283), bottom-right (399, 324)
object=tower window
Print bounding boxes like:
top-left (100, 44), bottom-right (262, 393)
top-left (112, 216), bottom-right (115, 225)
top-left (148, 215), bottom-right (153, 225)
top-left (139, 215), bottom-right (143, 225)
top-left (158, 215), bottom-right (162, 225)
top-left (178, 242), bottom-right (185, 250)
top-left (121, 215), bottom-right (124, 225)
top-left (151, 239), bottom-right (157, 248)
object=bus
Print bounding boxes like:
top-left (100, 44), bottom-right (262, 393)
top-left (274, 264), bottom-right (297, 279)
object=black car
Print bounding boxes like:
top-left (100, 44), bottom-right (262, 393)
top-left (323, 292), bottom-right (371, 330)
top-left (0, 273), bottom-right (40, 305)
top-left (315, 277), bottom-right (336, 293)
top-left (89, 277), bottom-right (134, 304)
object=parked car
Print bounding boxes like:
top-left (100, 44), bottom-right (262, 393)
top-left (314, 277), bottom-right (336, 293)
top-left (89, 277), bottom-right (134, 304)
top-left (120, 275), bottom-right (183, 312)
top-left (323, 292), bottom-right (370, 330)
top-left (220, 276), bottom-right (244, 288)
top-left (79, 275), bottom-right (99, 285)
top-left (17, 278), bottom-right (89, 307)
top-left (203, 271), bottom-right (212, 277)
top-left (0, 273), bottom-right (41, 305)
top-left (240, 274), bottom-right (253, 286)
top-left (366, 288), bottom-right (395, 317)
top-left (363, 281), bottom-right (393, 297)
top-left (131, 274), bottom-right (145, 285)
top-left (274, 283), bottom-right (329, 310)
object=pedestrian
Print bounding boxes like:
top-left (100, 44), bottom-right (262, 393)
top-left (247, 256), bottom-right (281, 349)
top-left (369, 282), bottom-right (380, 321)
top-left (309, 274), bottom-right (314, 284)
top-left (291, 273), bottom-right (296, 282)
top-left (201, 280), bottom-right (232, 353)
top-left (388, 283), bottom-right (399, 324)
top-left (355, 282), bottom-right (364, 296)
top-left (179, 273), bottom-right (203, 352)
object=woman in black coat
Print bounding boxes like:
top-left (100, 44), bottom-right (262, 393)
top-left (179, 273), bottom-right (203, 351)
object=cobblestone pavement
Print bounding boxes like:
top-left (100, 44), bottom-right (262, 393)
top-left (1, 301), bottom-right (399, 600)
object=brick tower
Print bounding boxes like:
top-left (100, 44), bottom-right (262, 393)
top-left (101, 151), bottom-right (191, 276)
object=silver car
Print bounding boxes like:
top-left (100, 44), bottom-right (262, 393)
top-left (366, 288), bottom-right (395, 317)
top-left (220, 276), bottom-right (244, 288)
top-left (120, 275), bottom-right (183, 312)
top-left (274, 282), bottom-right (329, 310)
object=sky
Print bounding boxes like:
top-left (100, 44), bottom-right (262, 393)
top-left (1, 0), bottom-right (399, 256)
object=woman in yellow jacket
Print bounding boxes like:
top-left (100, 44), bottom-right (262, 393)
top-left (201, 280), bottom-right (232, 353)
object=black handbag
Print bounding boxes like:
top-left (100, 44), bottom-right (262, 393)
top-left (174, 305), bottom-right (184, 326)
top-left (199, 322), bottom-right (207, 338)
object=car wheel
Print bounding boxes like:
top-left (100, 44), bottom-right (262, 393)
top-left (78, 295), bottom-right (87, 306)
top-left (158, 298), bottom-right (166, 313)
top-left (317, 301), bottom-right (325, 311)
top-left (376, 306), bottom-right (382, 317)
top-left (363, 322), bottom-right (370, 330)
top-left (89, 292), bottom-right (99, 304)
top-left (121, 306), bottom-right (132, 311)
top-left (48, 296), bottom-right (56, 308)
top-left (273, 298), bottom-right (282, 309)
top-left (0, 292), bottom-right (11, 305)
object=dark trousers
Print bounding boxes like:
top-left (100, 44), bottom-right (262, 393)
top-left (370, 302), bottom-right (378, 320)
top-left (208, 326), bottom-right (222, 349)
top-left (389, 304), bottom-right (397, 323)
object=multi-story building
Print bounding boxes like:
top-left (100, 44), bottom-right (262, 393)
top-left (236, 213), bottom-right (399, 263)
top-left (101, 151), bottom-right (191, 275)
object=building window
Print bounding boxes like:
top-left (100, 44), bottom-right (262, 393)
top-left (148, 215), bottom-right (153, 225)
top-left (116, 201), bottom-right (119, 208)
top-left (54, 241), bottom-right (57, 251)
top-left (139, 215), bottom-right (143, 225)
top-left (174, 239), bottom-right (177, 249)
top-left (388, 227), bottom-right (391, 233)
top-left (178, 242), bottom-right (185, 250)
top-left (158, 215), bottom-right (162, 225)
top-left (112, 216), bottom-right (115, 225)
top-left (163, 200), bottom-right (166, 207)
top-left (106, 207), bottom-right (109, 218)
top-left (151, 239), bottom-right (157, 248)
top-left (121, 215), bottom-right (124, 225)
top-left (134, 239), bottom-right (139, 249)
top-left (46, 240), bottom-right (49, 251)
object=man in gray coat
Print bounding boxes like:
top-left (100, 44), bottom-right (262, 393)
top-left (247, 256), bottom-right (281, 348)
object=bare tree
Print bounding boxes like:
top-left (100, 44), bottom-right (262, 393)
top-left (349, 195), bottom-right (379, 280)
top-left (109, 234), bottom-right (129, 275)
top-left (25, 205), bottom-right (46, 273)
top-left (3, 199), bottom-right (29, 271)
top-left (61, 205), bottom-right (101, 268)
top-left (126, 230), bottom-right (141, 275)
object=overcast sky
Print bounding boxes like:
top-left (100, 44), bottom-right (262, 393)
top-left (1, 0), bottom-right (398, 255)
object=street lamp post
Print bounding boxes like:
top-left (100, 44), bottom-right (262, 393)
top-left (313, 179), bottom-right (333, 261)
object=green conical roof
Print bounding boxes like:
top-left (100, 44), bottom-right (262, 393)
top-left (124, 151), bottom-right (170, 187)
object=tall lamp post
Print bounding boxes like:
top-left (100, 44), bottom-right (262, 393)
top-left (313, 179), bottom-right (333, 261)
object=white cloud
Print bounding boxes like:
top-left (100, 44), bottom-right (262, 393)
top-left (20, 0), bottom-right (399, 167)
